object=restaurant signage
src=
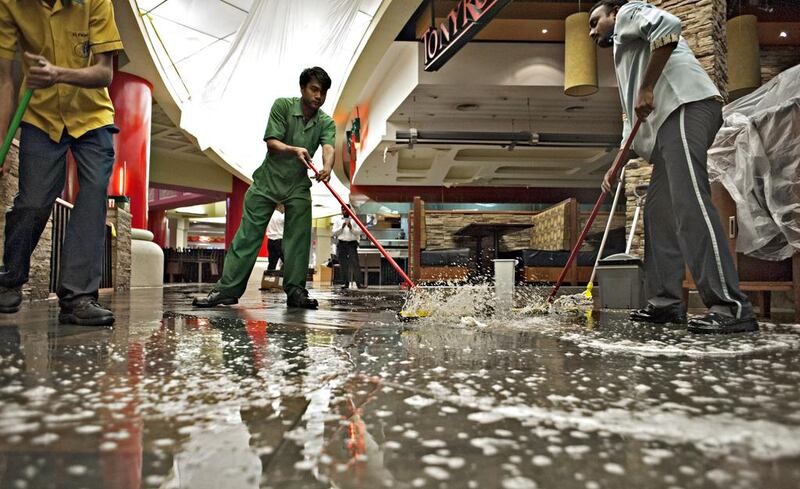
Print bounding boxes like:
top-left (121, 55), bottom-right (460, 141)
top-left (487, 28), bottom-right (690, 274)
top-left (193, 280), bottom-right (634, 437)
top-left (423, 0), bottom-right (512, 72)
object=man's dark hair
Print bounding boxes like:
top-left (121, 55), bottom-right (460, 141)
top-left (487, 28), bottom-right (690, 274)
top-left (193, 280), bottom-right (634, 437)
top-left (300, 67), bottom-right (332, 91)
top-left (589, 0), bottom-right (628, 15)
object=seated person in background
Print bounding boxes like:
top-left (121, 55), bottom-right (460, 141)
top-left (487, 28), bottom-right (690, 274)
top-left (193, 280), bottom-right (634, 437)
top-left (266, 204), bottom-right (284, 270)
top-left (333, 205), bottom-right (365, 289)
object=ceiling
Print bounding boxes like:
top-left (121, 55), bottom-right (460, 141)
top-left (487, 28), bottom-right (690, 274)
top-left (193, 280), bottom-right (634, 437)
top-left (355, 85), bottom-right (622, 188)
top-left (134, 0), bottom-right (254, 201)
top-left (136, 0), bottom-right (253, 102)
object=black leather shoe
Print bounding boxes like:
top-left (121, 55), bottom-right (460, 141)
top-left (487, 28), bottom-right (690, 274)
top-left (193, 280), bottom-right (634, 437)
top-left (0, 286), bottom-right (22, 313)
top-left (688, 313), bottom-right (758, 334)
top-left (193, 290), bottom-right (238, 308)
top-left (287, 290), bottom-right (318, 309)
top-left (59, 297), bottom-right (115, 326)
top-left (629, 304), bottom-right (686, 324)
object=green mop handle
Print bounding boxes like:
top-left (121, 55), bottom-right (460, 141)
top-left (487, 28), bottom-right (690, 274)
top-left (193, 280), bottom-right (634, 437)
top-left (0, 88), bottom-right (33, 169)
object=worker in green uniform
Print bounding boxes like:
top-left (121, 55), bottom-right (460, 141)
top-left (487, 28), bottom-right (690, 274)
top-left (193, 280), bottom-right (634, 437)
top-left (193, 67), bottom-right (335, 309)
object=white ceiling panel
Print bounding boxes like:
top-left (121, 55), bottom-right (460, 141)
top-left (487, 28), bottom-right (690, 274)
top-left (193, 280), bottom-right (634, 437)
top-left (175, 39), bottom-right (233, 93)
top-left (147, 15), bottom-right (220, 64)
top-left (146, 0), bottom-right (248, 39)
top-left (222, 0), bottom-right (255, 11)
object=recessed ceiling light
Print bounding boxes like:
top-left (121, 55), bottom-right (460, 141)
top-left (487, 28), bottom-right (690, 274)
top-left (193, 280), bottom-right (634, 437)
top-left (456, 103), bottom-right (480, 112)
top-left (779, 31), bottom-right (788, 38)
top-left (565, 106), bottom-right (586, 112)
top-left (542, 28), bottom-right (548, 34)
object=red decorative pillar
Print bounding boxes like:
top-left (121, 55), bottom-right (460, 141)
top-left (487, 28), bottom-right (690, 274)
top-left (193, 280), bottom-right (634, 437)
top-left (226, 176), bottom-right (268, 256)
top-left (226, 176), bottom-right (247, 249)
top-left (109, 71), bottom-right (152, 230)
top-left (62, 151), bottom-right (79, 204)
top-left (149, 209), bottom-right (168, 248)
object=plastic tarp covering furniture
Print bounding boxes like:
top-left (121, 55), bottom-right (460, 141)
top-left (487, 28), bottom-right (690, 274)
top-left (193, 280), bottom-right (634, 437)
top-left (181, 0), bottom-right (378, 191)
top-left (707, 64), bottom-right (800, 261)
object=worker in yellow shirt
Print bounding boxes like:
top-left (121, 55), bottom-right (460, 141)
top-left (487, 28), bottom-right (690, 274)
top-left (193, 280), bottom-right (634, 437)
top-left (0, 0), bottom-right (124, 326)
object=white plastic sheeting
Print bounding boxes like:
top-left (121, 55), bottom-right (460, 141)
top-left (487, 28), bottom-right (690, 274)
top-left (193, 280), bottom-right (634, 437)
top-left (180, 0), bottom-right (382, 210)
top-left (707, 64), bottom-right (800, 261)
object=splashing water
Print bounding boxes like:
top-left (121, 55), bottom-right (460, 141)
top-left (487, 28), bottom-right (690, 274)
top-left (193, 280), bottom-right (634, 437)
top-left (401, 283), bottom-right (593, 321)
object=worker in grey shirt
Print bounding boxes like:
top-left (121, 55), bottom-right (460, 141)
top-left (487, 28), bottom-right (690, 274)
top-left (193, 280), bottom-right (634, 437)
top-left (589, 0), bottom-right (757, 334)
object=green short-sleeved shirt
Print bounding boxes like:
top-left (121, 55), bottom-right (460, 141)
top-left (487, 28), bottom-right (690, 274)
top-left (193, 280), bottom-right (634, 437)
top-left (253, 97), bottom-right (336, 195)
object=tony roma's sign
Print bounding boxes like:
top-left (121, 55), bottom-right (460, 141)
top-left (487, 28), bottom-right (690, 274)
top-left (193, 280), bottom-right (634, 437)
top-left (423, 0), bottom-right (512, 72)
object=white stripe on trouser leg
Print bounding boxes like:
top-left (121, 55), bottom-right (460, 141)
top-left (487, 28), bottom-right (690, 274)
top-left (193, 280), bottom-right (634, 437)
top-left (679, 106), bottom-right (742, 318)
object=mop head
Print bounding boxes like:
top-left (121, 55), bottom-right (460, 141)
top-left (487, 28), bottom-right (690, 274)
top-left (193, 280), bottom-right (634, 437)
top-left (398, 308), bottom-right (430, 320)
top-left (398, 286), bottom-right (433, 320)
top-left (552, 292), bottom-right (594, 312)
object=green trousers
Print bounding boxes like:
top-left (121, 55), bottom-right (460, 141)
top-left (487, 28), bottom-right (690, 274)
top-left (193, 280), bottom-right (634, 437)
top-left (215, 184), bottom-right (311, 299)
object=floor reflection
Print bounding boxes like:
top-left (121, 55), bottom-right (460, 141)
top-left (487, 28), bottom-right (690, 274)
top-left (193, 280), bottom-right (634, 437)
top-left (0, 286), bottom-right (797, 488)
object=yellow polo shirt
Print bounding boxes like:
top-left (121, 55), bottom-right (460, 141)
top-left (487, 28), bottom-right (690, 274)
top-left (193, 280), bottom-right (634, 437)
top-left (0, 0), bottom-right (125, 141)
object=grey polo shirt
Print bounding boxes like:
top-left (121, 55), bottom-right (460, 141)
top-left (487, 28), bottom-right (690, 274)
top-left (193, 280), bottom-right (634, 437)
top-left (613, 1), bottom-right (721, 160)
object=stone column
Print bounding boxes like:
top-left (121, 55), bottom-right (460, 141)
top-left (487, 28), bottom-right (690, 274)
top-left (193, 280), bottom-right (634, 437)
top-left (108, 202), bottom-right (132, 291)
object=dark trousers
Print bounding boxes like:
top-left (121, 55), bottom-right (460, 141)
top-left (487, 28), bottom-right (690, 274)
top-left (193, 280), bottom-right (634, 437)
top-left (0, 123), bottom-right (116, 304)
top-left (267, 238), bottom-right (283, 270)
top-left (337, 240), bottom-right (362, 286)
top-left (644, 99), bottom-right (752, 319)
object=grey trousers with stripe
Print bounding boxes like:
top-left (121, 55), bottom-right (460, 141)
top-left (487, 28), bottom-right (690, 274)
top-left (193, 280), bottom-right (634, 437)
top-left (644, 98), bottom-right (752, 319)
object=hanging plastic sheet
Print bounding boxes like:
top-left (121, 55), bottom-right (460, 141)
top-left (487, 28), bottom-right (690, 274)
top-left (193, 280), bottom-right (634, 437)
top-left (707, 64), bottom-right (800, 261)
top-left (180, 0), bottom-right (379, 199)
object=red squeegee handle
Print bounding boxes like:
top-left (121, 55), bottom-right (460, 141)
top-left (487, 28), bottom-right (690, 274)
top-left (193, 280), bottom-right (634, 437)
top-left (304, 161), bottom-right (416, 289)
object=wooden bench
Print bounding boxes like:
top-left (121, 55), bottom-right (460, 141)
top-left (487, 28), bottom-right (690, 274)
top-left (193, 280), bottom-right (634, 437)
top-left (409, 197), bottom-right (470, 283)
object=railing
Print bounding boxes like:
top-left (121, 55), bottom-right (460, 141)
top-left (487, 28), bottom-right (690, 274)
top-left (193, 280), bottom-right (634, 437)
top-left (50, 198), bottom-right (113, 292)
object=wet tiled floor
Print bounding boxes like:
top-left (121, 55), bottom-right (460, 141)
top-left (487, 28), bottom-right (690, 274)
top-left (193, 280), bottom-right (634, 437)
top-left (0, 285), bottom-right (798, 488)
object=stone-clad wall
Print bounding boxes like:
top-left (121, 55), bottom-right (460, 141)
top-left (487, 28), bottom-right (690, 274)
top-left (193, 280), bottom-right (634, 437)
top-left (760, 46), bottom-right (800, 84)
top-left (108, 204), bottom-right (132, 291)
top-left (0, 141), bottom-right (53, 301)
top-left (423, 212), bottom-right (536, 252)
top-left (623, 0), bottom-right (727, 257)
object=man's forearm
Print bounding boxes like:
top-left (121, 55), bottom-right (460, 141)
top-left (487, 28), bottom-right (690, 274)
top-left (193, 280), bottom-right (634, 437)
top-left (267, 138), bottom-right (301, 157)
top-left (641, 43), bottom-right (676, 90)
top-left (322, 144), bottom-right (334, 169)
top-left (54, 63), bottom-right (113, 88)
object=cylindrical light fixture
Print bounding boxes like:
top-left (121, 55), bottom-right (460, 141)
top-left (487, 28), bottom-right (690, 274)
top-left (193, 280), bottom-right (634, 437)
top-left (727, 15), bottom-right (761, 99)
top-left (564, 11), bottom-right (598, 97)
